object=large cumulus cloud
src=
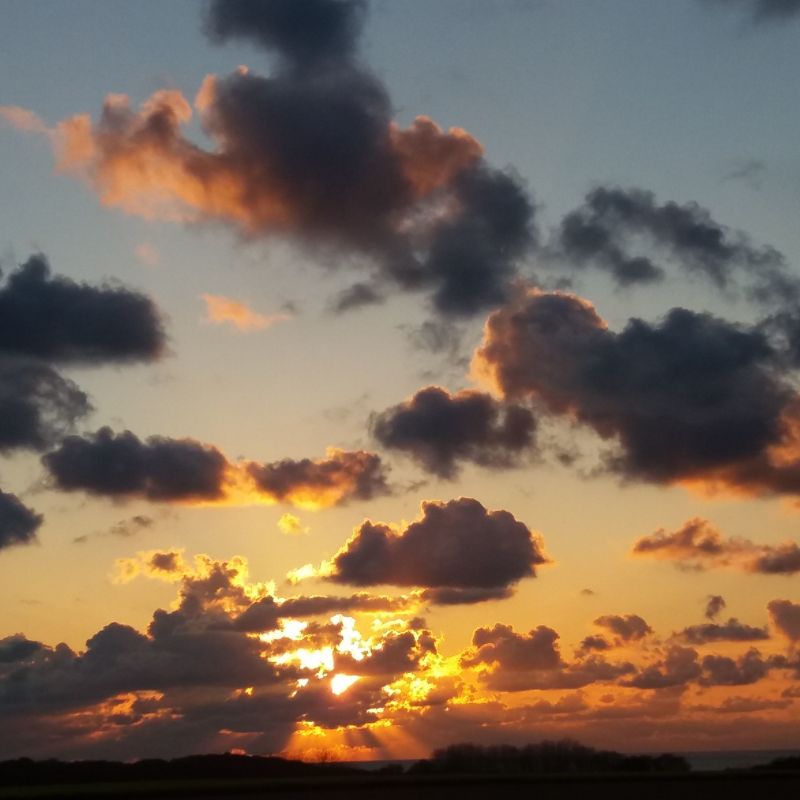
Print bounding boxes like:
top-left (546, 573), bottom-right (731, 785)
top-left (6, 0), bottom-right (536, 318)
top-left (473, 288), bottom-right (800, 496)
top-left (323, 497), bottom-right (549, 600)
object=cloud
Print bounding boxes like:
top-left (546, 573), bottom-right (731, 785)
top-left (702, 0), bottom-right (800, 22)
top-left (594, 614), bottom-right (653, 642)
top-left (699, 649), bottom-right (781, 686)
top-left (473, 288), bottom-right (800, 496)
top-left (323, 497), bottom-right (549, 596)
top-left (0, 357), bottom-right (90, 453)
top-left (0, 255), bottom-right (165, 455)
top-left (0, 105), bottom-right (48, 134)
top-left (675, 618), bottom-right (770, 645)
top-left (5, 1), bottom-right (537, 318)
top-left (0, 634), bottom-right (44, 663)
top-left (370, 386), bottom-right (536, 478)
top-left (204, 0), bottom-right (367, 69)
top-left (113, 550), bottom-right (187, 584)
top-left (578, 635), bottom-right (612, 653)
top-left (705, 594), bottom-right (726, 620)
top-left (624, 646), bottom-right (702, 689)
top-left (277, 513), bottom-right (309, 536)
top-left (551, 186), bottom-right (795, 305)
top-left (247, 448), bottom-right (390, 507)
top-left (0, 491), bottom-right (42, 551)
top-left (330, 282), bottom-right (384, 313)
top-left (633, 518), bottom-right (800, 574)
top-left (43, 429), bottom-right (389, 509)
top-left (625, 645), bottom-right (785, 689)
top-left (461, 623), bottom-right (635, 691)
top-left (768, 599), bottom-right (800, 641)
top-left (201, 293), bottom-right (290, 331)
top-left (233, 592), bottom-right (416, 633)
top-left (43, 428), bottom-right (229, 503)
top-left (0, 255), bottom-right (165, 364)
top-left (462, 624), bottom-right (562, 671)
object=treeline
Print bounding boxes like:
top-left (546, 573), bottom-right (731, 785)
top-left (410, 740), bottom-right (690, 775)
top-left (0, 753), bottom-right (359, 787)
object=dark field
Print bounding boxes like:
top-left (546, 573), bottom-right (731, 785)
top-left (2, 772), bottom-right (800, 800)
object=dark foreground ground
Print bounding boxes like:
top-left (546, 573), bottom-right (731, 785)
top-left (2, 771), bottom-right (800, 800)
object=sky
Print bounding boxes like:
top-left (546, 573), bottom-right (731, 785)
top-left (1, 0), bottom-right (800, 762)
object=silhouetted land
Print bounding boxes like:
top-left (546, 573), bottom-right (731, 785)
top-left (0, 742), bottom-right (798, 800)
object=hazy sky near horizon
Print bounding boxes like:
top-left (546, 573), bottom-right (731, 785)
top-left (1, 0), bottom-right (800, 761)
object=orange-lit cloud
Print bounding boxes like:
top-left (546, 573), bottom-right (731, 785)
top-left (277, 513), bottom-right (310, 536)
top-left (472, 287), bottom-right (800, 501)
top-left (633, 517), bottom-right (800, 575)
top-left (201, 293), bottom-right (291, 332)
top-left (0, 105), bottom-right (49, 134)
top-left (44, 428), bottom-right (390, 510)
top-left (3, 547), bottom-right (799, 761)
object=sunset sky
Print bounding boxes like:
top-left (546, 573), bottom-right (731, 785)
top-left (1, 0), bottom-right (800, 762)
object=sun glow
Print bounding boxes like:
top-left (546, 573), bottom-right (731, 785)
top-left (330, 674), bottom-right (360, 695)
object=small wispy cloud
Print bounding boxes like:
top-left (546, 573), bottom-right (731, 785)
top-left (201, 293), bottom-right (291, 332)
top-left (277, 513), bottom-right (310, 536)
top-left (135, 243), bottom-right (160, 267)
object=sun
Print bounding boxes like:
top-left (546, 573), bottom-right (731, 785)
top-left (330, 674), bottom-right (360, 696)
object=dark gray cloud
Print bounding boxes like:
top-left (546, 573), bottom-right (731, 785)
top-left (0, 255), bottom-right (164, 456)
top-left (0, 255), bottom-right (165, 365)
top-left (326, 497), bottom-right (548, 595)
top-left (461, 623), bottom-right (635, 692)
top-left (53, 1), bottom-right (536, 319)
top-left (206, 0), bottom-right (367, 69)
top-left (703, 0), bottom-right (800, 22)
top-left (699, 649), bottom-right (780, 686)
top-left (419, 165), bottom-right (535, 316)
top-left (462, 624), bottom-right (562, 672)
top-left (768, 599), bottom-right (800, 641)
top-left (234, 592), bottom-right (413, 632)
top-left (420, 586), bottom-right (514, 605)
top-left (475, 290), bottom-right (800, 495)
top-left (578, 635), bottom-right (612, 653)
top-left (624, 646), bottom-right (702, 689)
top-left (43, 428), bottom-right (228, 502)
top-left (330, 282), bottom-right (384, 313)
top-left (676, 618), bottom-right (769, 645)
top-left (0, 357), bottom-right (90, 453)
top-left (551, 187), bottom-right (795, 305)
top-left (0, 490), bottom-right (42, 551)
top-left (594, 614), bottom-right (652, 643)
top-left (0, 635), bottom-right (44, 663)
top-left (625, 645), bottom-right (783, 690)
top-left (247, 448), bottom-right (390, 504)
top-left (705, 594), bottom-right (726, 620)
top-left (371, 386), bottom-right (536, 478)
